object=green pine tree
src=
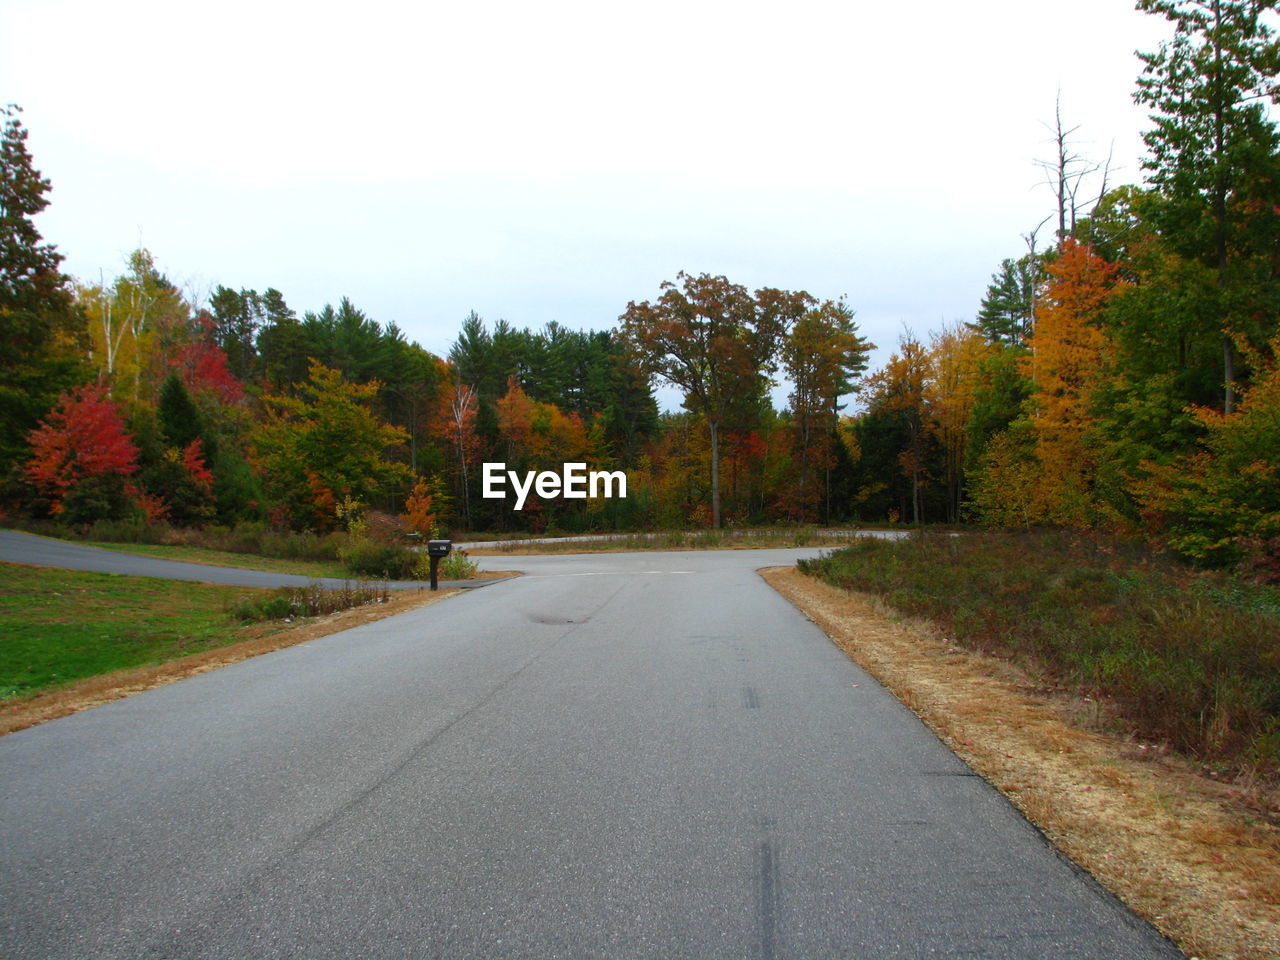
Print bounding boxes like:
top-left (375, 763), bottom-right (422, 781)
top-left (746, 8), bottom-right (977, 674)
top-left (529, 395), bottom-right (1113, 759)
top-left (0, 105), bottom-right (85, 476)
top-left (1134, 0), bottom-right (1280, 412)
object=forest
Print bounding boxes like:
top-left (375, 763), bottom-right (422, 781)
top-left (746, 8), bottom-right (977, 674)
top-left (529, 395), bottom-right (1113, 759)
top-left (1, 0), bottom-right (1277, 578)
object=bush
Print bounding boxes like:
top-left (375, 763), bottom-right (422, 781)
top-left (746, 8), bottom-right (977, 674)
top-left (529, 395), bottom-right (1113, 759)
top-left (230, 580), bottom-right (391, 622)
top-left (798, 529), bottom-right (1280, 775)
top-left (196, 523), bottom-right (344, 563)
top-left (411, 549), bottom-right (479, 581)
top-left (340, 540), bottom-right (416, 579)
top-left (81, 516), bottom-right (158, 544)
top-left (439, 550), bottom-right (479, 580)
top-left (60, 475), bottom-right (141, 528)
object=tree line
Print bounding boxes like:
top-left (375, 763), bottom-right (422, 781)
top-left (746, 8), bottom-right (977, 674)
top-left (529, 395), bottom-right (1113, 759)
top-left (0, 99), bottom-right (870, 535)
top-left (849, 0), bottom-right (1279, 575)
top-left (1, 0), bottom-right (1276, 576)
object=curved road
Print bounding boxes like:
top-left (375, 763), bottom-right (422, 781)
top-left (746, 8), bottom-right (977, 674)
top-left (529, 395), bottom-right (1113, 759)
top-left (0, 529), bottom-right (492, 589)
top-left (0, 545), bottom-right (1182, 958)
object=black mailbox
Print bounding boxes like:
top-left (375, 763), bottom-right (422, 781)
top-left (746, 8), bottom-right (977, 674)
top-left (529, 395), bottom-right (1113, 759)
top-left (425, 539), bottom-right (452, 591)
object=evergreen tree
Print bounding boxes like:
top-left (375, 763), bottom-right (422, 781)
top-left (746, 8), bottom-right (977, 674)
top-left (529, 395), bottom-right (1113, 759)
top-left (209, 285), bottom-right (261, 381)
top-left (971, 255), bottom-right (1042, 345)
top-left (448, 311), bottom-right (492, 392)
top-left (1134, 0), bottom-right (1280, 411)
top-left (0, 105), bottom-right (85, 475)
top-left (157, 371), bottom-right (204, 452)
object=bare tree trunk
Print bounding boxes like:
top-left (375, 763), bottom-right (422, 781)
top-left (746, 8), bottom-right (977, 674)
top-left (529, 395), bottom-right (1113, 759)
top-left (1054, 94), bottom-right (1069, 242)
top-left (1211, 0), bottom-right (1236, 415)
top-left (1038, 93), bottom-right (1099, 247)
top-left (1021, 216), bottom-right (1051, 343)
top-left (1223, 336), bottom-right (1236, 415)
top-left (451, 384), bottom-right (477, 528)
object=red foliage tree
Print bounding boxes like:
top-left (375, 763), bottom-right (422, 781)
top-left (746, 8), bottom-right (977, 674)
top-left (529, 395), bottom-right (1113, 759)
top-left (171, 313), bottom-right (245, 404)
top-left (181, 438), bottom-right (215, 488)
top-left (25, 383), bottom-right (139, 514)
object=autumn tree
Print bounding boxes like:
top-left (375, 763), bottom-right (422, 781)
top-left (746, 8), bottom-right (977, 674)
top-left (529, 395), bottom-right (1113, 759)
top-left (24, 383), bottom-right (139, 522)
top-left (439, 376), bottom-right (482, 529)
top-left (403, 475), bottom-right (445, 538)
top-left (1023, 239), bottom-right (1126, 524)
top-left (925, 324), bottom-right (992, 522)
top-left (619, 272), bottom-right (809, 527)
top-left (171, 315), bottom-right (246, 407)
top-left (252, 361), bottom-right (411, 528)
top-left (0, 105), bottom-right (85, 474)
top-left (447, 313), bottom-right (657, 472)
top-left (857, 335), bottom-right (933, 523)
top-left (491, 377), bottom-right (595, 523)
top-left (131, 372), bottom-right (219, 527)
top-left (83, 248), bottom-right (190, 402)
top-left (782, 298), bottom-right (871, 521)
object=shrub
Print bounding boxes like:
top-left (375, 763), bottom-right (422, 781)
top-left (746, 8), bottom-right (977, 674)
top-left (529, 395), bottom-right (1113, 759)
top-left (81, 516), bottom-right (157, 544)
top-left (799, 529), bottom-right (1280, 775)
top-left (439, 550), bottom-right (479, 580)
top-left (229, 580), bottom-right (391, 622)
top-left (340, 540), bottom-right (416, 579)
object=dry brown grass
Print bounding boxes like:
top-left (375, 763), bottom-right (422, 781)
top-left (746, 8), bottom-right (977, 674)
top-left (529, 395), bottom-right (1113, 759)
top-left (0, 588), bottom-right (460, 737)
top-left (763, 566), bottom-right (1280, 960)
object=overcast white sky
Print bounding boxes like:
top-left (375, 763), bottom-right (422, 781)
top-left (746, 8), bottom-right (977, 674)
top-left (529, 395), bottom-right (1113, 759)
top-left (4, 0), bottom-right (1173, 402)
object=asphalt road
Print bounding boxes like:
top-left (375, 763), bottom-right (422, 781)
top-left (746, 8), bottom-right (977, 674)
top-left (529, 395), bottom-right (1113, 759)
top-left (0, 529), bottom-right (488, 589)
top-left (0, 547), bottom-right (1183, 959)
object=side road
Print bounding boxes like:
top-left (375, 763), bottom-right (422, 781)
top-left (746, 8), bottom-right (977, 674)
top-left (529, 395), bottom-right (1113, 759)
top-left (0, 529), bottom-right (496, 589)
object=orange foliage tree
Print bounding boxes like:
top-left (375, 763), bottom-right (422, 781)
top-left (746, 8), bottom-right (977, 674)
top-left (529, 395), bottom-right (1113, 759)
top-left (1021, 239), bottom-right (1126, 525)
top-left (402, 475), bottom-right (445, 538)
top-left (619, 272), bottom-right (808, 527)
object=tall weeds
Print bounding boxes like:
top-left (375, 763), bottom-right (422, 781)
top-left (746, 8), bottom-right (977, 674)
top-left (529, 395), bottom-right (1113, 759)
top-left (799, 530), bottom-right (1280, 775)
top-left (229, 580), bottom-right (392, 623)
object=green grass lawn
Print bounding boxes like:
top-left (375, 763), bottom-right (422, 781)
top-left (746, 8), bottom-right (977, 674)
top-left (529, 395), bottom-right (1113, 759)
top-left (82, 541), bottom-right (349, 579)
top-left (0, 564), bottom-right (258, 700)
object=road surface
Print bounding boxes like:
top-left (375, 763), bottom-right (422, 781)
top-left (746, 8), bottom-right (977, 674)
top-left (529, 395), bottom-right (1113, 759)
top-left (0, 529), bottom-right (492, 590)
top-left (0, 547), bottom-right (1182, 958)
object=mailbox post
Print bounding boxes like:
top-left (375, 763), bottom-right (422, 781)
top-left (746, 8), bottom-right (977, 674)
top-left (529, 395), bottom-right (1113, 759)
top-left (426, 539), bottom-right (452, 591)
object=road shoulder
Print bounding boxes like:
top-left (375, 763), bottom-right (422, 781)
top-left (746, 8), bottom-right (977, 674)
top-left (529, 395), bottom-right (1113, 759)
top-left (762, 565), bottom-right (1279, 960)
top-left (0, 588), bottom-right (459, 737)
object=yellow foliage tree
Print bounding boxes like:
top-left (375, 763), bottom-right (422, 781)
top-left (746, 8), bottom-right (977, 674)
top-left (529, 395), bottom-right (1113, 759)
top-left (1022, 239), bottom-right (1125, 525)
top-left (925, 323), bottom-right (992, 522)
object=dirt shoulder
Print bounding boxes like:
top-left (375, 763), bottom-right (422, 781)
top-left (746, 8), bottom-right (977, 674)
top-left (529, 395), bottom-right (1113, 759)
top-left (0, 588), bottom-right (460, 737)
top-left (762, 566), bottom-right (1279, 960)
